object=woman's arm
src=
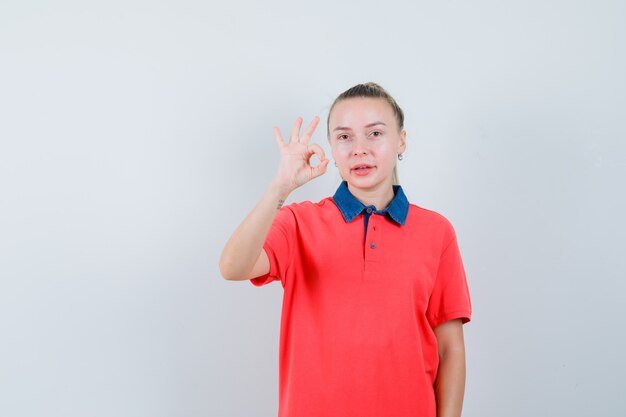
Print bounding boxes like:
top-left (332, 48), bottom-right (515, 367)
top-left (219, 116), bottom-right (328, 281)
top-left (433, 318), bottom-right (467, 417)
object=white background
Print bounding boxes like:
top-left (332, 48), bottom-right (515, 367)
top-left (1, 1), bottom-right (625, 416)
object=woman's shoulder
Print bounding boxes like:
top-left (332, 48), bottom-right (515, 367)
top-left (408, 202), bottom-right (448, 219)
top-left (273, 198), bottom-right (335, 230)
top-left (407, 202), bottom-right (457, 233)
top-left (281, 196), bottom-right (335, 214)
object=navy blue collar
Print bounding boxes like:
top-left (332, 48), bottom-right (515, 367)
top-left (332, 181), bottom-right (409, 226)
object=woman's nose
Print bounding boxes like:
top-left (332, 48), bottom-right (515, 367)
top-left (352, 137), bottom-right (369, 155)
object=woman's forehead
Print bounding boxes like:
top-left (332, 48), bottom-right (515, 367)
top-left (329, 97), bottom-right (395, 128)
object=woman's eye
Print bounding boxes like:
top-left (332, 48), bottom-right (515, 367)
top-left (338, 134), bottom-right (349, 140)
top-left (371, 131), bottom-right (381, 137)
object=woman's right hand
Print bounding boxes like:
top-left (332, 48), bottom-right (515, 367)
top-left (272, 116), bottom-right (329, 194)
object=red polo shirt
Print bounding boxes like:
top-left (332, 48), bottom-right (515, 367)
top-left (251, 181), bottom-right (472, 417)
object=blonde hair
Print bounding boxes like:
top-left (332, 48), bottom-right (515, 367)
top-left (327, 82), bottom-right (405, 185)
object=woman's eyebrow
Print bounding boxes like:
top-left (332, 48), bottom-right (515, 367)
top-left (333, 126), bottom-right (351, 132)
top-left (332, 122), bottom-right (387, 132)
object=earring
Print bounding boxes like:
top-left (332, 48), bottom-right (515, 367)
top-left (398, 154), bottom-right (404, 161)
top-left (334, 161), bottom-right (338, 167)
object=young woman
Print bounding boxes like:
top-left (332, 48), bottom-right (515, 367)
top-left (220, 82), bottom-right (472, 417)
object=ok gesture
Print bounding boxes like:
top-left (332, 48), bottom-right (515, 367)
top-left (273, 116), bottom-right (329, 193)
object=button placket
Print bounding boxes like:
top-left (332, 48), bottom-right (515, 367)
top-left (363, 215), bottom-right (380, 281)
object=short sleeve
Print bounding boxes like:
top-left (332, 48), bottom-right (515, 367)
top-left (249, 205), bottom-right (296, 287)
top-left (425, 224), bottom-right (472, 328)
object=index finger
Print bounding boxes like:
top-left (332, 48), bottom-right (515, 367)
top-left (307, 143), bottom-right (326, 161)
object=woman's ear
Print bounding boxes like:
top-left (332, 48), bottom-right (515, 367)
top-left (399, 130), bottom-right (407, 153)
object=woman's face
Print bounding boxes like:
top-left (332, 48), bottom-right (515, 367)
top-left (328, 97), bottom-right (406, 192)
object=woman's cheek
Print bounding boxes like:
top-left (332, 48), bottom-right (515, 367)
top-left (332, 145), bottom-right (350, 161)
top-left (335, 141), bottom-right (352, 151)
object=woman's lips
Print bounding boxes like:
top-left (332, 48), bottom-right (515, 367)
top-left (351, 166), bottom-right (375, 176)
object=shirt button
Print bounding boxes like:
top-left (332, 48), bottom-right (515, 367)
top-left (370, 243), bottom-right (376, 249)
top-left (366, 208), bottom-right (373, 214)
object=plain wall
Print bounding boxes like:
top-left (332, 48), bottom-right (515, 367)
top-left (1, 0), bottom-right (625, 416)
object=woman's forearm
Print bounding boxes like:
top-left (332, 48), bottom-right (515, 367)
top-left (435, 348), bottom-right (466, 417)
top-left (219, 180), bottom-right (291, 280)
